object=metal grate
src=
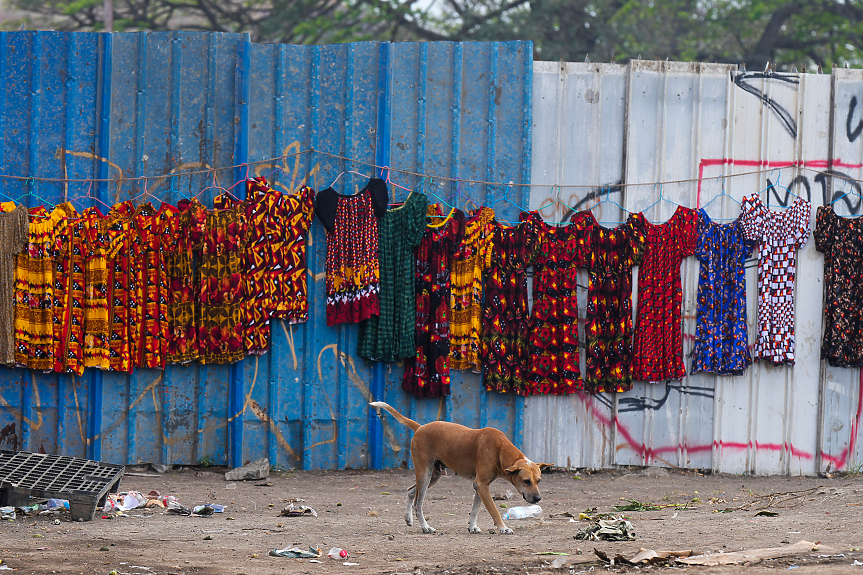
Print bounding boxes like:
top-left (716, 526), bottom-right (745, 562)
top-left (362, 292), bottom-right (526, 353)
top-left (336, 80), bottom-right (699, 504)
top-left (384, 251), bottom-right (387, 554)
top-left (0, 450), bottom-right (124, 521)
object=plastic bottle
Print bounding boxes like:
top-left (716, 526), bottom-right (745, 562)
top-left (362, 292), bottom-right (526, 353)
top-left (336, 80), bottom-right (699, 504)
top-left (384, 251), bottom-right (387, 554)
top-left (502, 505), bottom-right (542, 521)
top-left (328, 547), bottom-right (348, 559)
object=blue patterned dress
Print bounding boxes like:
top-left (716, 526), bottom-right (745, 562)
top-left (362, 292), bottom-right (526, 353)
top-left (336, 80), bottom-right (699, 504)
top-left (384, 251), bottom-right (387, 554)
top-left (691, 209), bottom-right (756, 375)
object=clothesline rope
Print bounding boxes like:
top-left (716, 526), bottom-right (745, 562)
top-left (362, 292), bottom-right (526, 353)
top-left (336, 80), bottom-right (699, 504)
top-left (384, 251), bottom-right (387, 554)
top-left (0, 147), bottom-right (859, 191)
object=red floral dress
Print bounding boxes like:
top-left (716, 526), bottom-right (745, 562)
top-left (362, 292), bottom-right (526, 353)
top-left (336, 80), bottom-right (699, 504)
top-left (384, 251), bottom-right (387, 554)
top-left (480, 217), bottom-right (540, 395)
top-left (402, 207), bottom-right (465, 398)
top-left (525, 211), bottom-right (591, 395)
top-left (583, 211), bottom-right (646, 393)
top-left (631, 206), bottom-right (699, 381)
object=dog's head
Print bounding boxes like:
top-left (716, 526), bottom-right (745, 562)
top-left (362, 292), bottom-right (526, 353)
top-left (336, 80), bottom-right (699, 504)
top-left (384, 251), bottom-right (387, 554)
top-left (505, 459), bottom-right (551, 504)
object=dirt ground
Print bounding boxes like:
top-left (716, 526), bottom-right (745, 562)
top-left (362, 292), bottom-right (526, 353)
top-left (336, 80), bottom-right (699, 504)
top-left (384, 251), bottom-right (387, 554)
top-left (1, 466), bottom-right (861, 575)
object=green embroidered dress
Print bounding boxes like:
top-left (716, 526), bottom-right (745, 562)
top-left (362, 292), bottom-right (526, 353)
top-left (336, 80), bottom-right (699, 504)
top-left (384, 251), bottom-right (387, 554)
top-left (358, 191), bottom-right (428, 361)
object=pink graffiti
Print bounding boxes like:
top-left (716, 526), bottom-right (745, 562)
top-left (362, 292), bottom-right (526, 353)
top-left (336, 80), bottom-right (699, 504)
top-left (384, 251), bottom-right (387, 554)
top-left (580, 370), bottom-right (863, 471)
top-left (695, 157), bottom-right (863, 208)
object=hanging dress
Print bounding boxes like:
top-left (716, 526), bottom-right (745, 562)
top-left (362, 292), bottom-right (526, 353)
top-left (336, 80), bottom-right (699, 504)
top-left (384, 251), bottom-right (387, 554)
top-left (525, 210), bottom-right (590, 395)
top-left (81, 207), bottom-right (111, 369)
top-left (0, 203), bottom-right (29, 365)
top-left (582, 211), bottom-right (646, 394)
top-left (631, 206), bottom-right (699, 382)
top-left (740, 195), bottom-right (811, 365)
top-left (814, 204), bottom-right (863, 367)
top-left (105, 201), bottom-right (137, 373)
top-left (198, 202), bottom-right (248, 364)
top-left (166, 197), bottom-right (207, 364)
top-left (315, 179), bottom-right (388, 326)
top-left (691, 209), bottom-right (755, 375)
top-left (480, 217), bottom-right (540, 395)
top-left (132, 202), bottom-right (179, 369)
top-left (14, 206), bottom-right (63, 369)
top-left (449, 206), bottom-right (496, 372)
top-left (52, 202), bottom-right (86, 375)
top-left (358, 191), bottom-right (429, 362)
top-left (402, 206), bottom-right (465, 398)
top-left (270, 184), bottom-right (316, 324)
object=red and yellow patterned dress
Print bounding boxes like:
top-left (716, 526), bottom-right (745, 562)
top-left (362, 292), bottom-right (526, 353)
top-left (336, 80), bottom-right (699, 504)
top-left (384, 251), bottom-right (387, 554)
top-left (52, 202), bottom-right (86, 375)
top-left (199, 201), bottom-right (248, 364)
top-left (166, 197), bottom-right (207, 363)
top-left (402, 206), bottom-right (465, 398)
top-left (82, 207), bottom-right (111, 369)
top-left (105, 201), bottom-right (137, 373)
top-left (525, 210), bottom-right (591, 395)
top-left (270, 185), bottom-right (316, 325)
top-left (14, 206), bottom-right (63, 369)
top-left (132, 202), bottom-right (179, 369)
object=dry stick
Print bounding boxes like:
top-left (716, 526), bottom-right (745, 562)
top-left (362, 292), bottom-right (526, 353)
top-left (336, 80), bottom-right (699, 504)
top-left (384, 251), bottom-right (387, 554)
top-left (732, 486), bottom-right (825, 511)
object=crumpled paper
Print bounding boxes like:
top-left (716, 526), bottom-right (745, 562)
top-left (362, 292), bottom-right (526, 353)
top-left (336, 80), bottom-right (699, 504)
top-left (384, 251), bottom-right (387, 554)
top-left (575, 519), bottom-right (636, 541)
top-left (269, 546), bottom-right (322, 558)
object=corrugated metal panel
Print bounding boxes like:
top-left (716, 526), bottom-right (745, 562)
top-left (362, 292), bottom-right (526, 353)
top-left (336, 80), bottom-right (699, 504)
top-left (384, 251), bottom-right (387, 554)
top-left (524, 60), bottom-right (863, 475)
top-left (0, 31), bottom-right (533, 469)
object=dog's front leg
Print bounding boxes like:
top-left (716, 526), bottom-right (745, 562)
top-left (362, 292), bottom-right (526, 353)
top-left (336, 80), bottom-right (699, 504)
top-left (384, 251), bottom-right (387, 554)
top-left (477, 481), bottom-right (513, 535)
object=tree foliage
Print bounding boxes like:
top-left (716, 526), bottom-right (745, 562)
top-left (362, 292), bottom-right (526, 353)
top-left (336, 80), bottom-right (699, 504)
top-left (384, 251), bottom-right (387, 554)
top-left (5, 0), bottom-right (863, 69)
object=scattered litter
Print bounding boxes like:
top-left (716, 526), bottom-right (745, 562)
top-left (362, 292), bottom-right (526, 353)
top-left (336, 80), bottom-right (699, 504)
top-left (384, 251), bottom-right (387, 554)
top-left (534, 552), bottom-right (569, 556)
top-left (788, 531), bottom-right (801, 534)
top-left (166, 501), bottom-right (216, 517)
top-left (594, 548), bottom-right (693, 566)
top-left (551, 556), bottom-right (567, 569)
top-left (225, 483), bottom-right (237, 490)
top-left (852, 559), bottom-right (863, 566)
top-left (225, 458), bottom-right (270, 481)
top-left (203, 535), bottom-right (213, 540)
top-left (615, 499), bottom-right (661, 512)
top-left (46, 499), bottom-right (69, 510)
top-left (755, 510), bottom-right (779, 517)
top-left (255, 482), bottom-right (273, 487)
top-left (575, 519), bottom-right (636, 541)
top-left (269, 545), bottom-right (322, 558)
top-left (502, 505), bottom-right (542, 520)
top-left (678, 540), bottom-right (832, 566)
top-left (0, 566), bottom-right (12, 570)
top-left (0, 506), bottom-right (15, 520)
top-left (343, 562), bottom-right (359, 566)
top-left (309, 559), bottom-right (322, 563)
top-left (280, 503), bottom-right (318, 517)
top-left (201, 529), bottom-right (223, 533)
top-left (328, 548), bottom-right (348, 559)
top-left (493, 490), bottom-right (515, 501)
top-left (787, 567), bottom-right (799, 570)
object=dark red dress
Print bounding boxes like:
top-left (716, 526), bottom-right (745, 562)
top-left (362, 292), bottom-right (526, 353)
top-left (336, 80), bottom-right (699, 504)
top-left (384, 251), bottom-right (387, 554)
top-left (402, 207), bottom-right (465, 398)
top-left (525, 211), bottom-right (590, 394)
top-left (480, 217), bottom-right (540, 395)
top-left (583, 211), bottom-right (646, 393)
top-left (631, 206), bottom-right (699, 381)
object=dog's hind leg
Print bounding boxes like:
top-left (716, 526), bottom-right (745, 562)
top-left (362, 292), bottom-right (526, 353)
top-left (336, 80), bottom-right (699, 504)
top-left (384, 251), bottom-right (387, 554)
top-left (405, 483), bottom-right (416, 526)
top-left (468, 482), bottom-right (483, 534)
top-left (413, 465), bottom-right (441, 534)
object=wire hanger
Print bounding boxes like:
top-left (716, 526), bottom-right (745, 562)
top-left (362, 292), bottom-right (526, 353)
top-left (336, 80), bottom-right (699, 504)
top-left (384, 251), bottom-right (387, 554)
top-left (758, 168), bottom-right (799, 208)
top-left (700, 176), bottom-right (741, 221)
top-left (829, 173), bottom-right (863, 216)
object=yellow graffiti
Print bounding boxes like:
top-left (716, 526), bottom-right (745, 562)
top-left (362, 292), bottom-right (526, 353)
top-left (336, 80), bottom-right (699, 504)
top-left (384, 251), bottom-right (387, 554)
top-left (97, 373), bottom-right (163, 442)
top-left (71, 376), bottom-right (87, 447)
top-left (248, 399), bottom-right (300, 461)
top-left (0, 377), bottom-right (43, 430)
top-left (282, 321), bottom-right (298, 370)
top-left (228, 355), bottom-right (259, 422)
top-left (61, 150), bottom-right (125, 199)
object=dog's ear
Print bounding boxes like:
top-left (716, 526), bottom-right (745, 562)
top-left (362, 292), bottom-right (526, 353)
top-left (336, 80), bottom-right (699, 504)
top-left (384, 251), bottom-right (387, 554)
top-left (504, 465), bottom-right (520, 476)
top-left (537, 463), bottom-right (553, 471)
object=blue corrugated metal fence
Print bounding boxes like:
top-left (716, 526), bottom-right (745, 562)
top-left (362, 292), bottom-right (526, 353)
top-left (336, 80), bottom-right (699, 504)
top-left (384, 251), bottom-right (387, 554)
top-left (0, 31), bottom-right (533, 469)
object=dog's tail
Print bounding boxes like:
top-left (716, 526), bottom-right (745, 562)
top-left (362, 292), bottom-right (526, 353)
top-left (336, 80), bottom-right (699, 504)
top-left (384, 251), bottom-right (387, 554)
top-left (369, 401), bottom-right (420, 432)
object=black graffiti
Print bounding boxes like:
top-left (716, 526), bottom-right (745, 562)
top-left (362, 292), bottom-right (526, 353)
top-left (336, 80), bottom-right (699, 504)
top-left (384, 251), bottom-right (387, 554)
top-left (618, 383), bottom-right (715, 414)
top-left (558, 181), bottom-right (624, 222)
top-left (814, 169), bottom-right (863, 214)
top-left (848, 96), bottom-right (863, 143)
top-left (732, 72), bottom-right (799, 138)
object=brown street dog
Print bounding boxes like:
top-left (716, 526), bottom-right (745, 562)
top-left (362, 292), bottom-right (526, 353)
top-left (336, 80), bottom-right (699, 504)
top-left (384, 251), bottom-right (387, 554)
top-left (370, 401), bottom-right (549, 535)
